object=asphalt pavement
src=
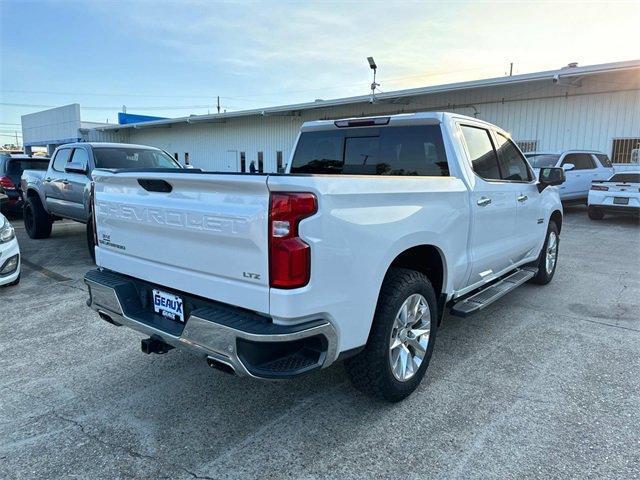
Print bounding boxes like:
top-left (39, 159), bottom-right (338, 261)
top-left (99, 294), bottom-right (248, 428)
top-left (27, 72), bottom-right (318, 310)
top-left (1, 206), bottom-right (638, 479)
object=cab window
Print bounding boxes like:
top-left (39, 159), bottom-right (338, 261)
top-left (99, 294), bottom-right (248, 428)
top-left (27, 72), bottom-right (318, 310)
top-left (52, 148), bottom-right (72, 172)
top-left (495, 133), bottom-right (533, 181)
top-left (562, 153), bottom-right (595, 170)
top-left (70, 148), bottom-right (90, 170)
top-left (460, 125), bottom-right (501, 180)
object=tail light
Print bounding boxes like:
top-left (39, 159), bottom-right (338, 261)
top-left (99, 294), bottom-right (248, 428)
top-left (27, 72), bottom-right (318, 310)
top-left (269, 192), bottom-right (317, 289)
top-left (0, 176), bottom-right (15, 190)
top-left (591, 184), bottom-right (608, 191)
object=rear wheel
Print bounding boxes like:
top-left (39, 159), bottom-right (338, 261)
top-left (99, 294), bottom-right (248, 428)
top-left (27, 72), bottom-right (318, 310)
top-left (529, 221), bottom-right (559, 285)
top-left (345, 268), bottom-right (438, 402)
top-left (23, 196), bottom-right (52, 239)
top-left (588, 206), bottom-right (605, 220)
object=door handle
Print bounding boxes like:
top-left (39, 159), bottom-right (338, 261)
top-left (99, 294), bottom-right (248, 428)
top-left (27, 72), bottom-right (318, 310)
top-left (477, 197), bottom-right (492, 207)
top-left (61, 179), bottom-right (69, 185)
top-left (517, 194), bottom-right (528, 203)
top-left (44, 177), bottom-right (51, 183)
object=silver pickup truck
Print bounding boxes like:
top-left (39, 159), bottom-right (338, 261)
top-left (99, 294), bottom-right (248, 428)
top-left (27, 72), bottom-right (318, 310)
top-left (21, 142), bottom-right (182, 258)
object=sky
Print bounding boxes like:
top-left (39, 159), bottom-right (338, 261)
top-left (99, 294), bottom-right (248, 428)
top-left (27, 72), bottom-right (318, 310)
top-left (1, 0), bottom-right (639, 145)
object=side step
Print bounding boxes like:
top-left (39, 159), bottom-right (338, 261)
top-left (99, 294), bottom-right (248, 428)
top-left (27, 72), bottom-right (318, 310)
top-left (450, 267), bottom-right (537, 318)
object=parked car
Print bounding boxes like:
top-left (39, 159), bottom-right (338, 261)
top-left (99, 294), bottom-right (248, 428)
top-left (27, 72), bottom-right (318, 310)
top-left (0, 153), bottom-right (49, 214)
top-left (21, 142), bottom-right (183, 259)
top-left (525, 150), bottom-right (614, 202)
top-left (83, 112), bottom-right (565, 402)
top-left (0, 212), bottom-right (20, 287)
top-left (588, 171), bottom-right (640, 220)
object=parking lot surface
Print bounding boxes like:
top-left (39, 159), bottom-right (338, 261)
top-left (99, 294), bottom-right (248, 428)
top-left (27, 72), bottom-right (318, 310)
top-left (1, 207), bottom-right (639, 479)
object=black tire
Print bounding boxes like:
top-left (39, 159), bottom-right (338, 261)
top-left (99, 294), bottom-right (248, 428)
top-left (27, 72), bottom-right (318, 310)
top-left (529, 221), bottom-right (559, 285)
top-left (588, 206), bottom-right (604, 220)
top-left (344, 268), bottom-right (438, 402)
top-left (23, 196), bottom-right (52, 239)
top-left (86, 218), bottom-right (96, 263)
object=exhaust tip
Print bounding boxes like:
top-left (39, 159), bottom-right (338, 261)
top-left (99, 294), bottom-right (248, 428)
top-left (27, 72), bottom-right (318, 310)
top-left (98, 310), bottom-right (121, 326)
top-left (206, 357), bottom-right (236, 375)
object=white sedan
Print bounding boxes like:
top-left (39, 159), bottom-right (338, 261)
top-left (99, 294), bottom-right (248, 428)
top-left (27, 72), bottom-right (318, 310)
top-left (0, 212), bottom-right (20, 286)
top-left (588, 171), bottom-right (640, 220)
top-left (525, 150), bottom-right (614, 202)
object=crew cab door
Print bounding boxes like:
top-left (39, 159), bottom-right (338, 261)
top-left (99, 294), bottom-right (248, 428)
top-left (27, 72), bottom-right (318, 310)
top-left (44, 147), bottom-right (72, 216)
top-left (63, 147), bottom-right (91, 221)
top-left (459, 124), bottom-right (519, 286)
top-left (494, 132), bottom-right (544, 259)
top-left (560, 153), bottom-right (596, 199)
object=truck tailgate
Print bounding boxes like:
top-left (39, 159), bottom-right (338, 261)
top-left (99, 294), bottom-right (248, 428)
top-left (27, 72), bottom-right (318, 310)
top-left (93, 170), bottom-right (270, 313)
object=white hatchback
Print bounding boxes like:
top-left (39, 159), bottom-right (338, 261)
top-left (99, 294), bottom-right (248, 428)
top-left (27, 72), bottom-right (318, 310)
top-left (588, 171), bottom-right (640, 220)
top-left (0, 213), bottom-right (20, 287)
top-left (526, 150), bottom-right (615, 202)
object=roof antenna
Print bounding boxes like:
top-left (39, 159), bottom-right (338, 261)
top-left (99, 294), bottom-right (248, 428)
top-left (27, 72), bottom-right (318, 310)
top-left (367, 57), bottom-right (379, 103)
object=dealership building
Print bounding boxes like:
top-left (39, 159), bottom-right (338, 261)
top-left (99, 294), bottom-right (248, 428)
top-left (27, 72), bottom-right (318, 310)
top-left (21, 59), bottom-right (640, 171)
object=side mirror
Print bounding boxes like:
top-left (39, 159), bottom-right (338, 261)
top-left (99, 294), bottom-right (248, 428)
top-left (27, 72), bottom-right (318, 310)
top-left (538, 167), bottom-right (566, 192)
top-left (65, 162), bottom-right (88, 174)
top-left (562, 163), bottom-right (575, 172)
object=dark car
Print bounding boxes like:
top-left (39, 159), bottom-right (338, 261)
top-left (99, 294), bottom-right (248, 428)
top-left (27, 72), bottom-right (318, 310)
top-left (0, 154), bottom-right (49, 213)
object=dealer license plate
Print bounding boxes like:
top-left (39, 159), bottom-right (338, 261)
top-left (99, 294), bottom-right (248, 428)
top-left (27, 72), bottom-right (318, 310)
top-left (613, 197), bottom-right (629, 205)
top-left (152, 289), bottom-right (185, 322)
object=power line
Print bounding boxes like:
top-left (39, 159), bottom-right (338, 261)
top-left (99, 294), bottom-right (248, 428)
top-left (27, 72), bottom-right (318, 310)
top-left (0, 102), bottom-right (235, 112)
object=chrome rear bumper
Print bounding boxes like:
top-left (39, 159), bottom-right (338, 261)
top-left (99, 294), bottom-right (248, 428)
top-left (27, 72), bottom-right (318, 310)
top-left (84, 269), bottom-right (338, 379)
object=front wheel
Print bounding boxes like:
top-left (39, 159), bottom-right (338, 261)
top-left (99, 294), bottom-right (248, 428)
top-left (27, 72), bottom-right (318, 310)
top-left (344, 268), bottom-right (438, 402)
top-left (529, 221), bottom-right (559, 285)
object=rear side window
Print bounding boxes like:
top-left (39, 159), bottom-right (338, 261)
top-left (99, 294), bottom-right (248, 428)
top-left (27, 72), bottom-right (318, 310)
top-left (52, 149), bottom-right (72, 172)
top-left (495, 133), bottom-right (532, 181)
top-left (290, 125), bottom-right (448, 176)
top-left (562, 153), bottom-right (595, 170)
top-left (595, 154), bottom-right (613, 168)
top-left (460, 125), bottom-right (500, 180)
top-left (610, 173), bottom-right (640, 183)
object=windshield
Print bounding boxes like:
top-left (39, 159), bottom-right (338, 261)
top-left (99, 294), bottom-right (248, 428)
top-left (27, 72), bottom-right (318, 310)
top-left (93, 147), bottom-right (181, 169)
top-left (7, 159), bottom-right (49, 175)
top-left (525, 154), bottom-right (560, 168)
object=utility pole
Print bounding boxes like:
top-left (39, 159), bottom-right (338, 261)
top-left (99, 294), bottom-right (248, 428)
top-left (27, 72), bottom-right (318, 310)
top-left (509, 62), bottom-right (513, 76)
top-left (122, 105), bottom-right (127, 113)
top-left (15, 130), bottom-right (19, 148)
top-left (217, 96), bottom-right (220, 114)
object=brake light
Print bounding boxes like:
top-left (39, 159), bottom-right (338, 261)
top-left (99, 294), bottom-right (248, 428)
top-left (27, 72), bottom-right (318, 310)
top-left (269, 192), bottom-right (317, 289)
top-left (0, 176), bottom-right (15, 190)
top-left (591, 184), bottom-right (609, 191)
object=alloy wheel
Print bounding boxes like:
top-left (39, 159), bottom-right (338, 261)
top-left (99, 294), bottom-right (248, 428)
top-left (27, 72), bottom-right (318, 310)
top-left (388, 293), bottom-right (431, 381)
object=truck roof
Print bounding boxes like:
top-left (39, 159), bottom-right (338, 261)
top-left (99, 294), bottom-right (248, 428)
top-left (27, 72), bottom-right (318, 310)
top-left (300, 111), bottom-right (493, 132)
top-left (58, 142), bottom-right (163, 150)
top-left (526, 150), bottom-right (606, 155)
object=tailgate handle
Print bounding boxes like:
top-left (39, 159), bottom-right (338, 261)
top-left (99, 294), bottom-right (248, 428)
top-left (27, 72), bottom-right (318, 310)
top-left (138, 179), bottom-right (173, 193)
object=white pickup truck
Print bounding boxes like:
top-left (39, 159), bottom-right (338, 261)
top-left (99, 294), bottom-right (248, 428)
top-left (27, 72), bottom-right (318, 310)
top-left (84, 112), bottom-right (565, 401)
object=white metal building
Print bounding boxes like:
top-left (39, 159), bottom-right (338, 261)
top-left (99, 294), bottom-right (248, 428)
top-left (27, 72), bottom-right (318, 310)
top-left (23, 59), bottom-right (640, 170)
